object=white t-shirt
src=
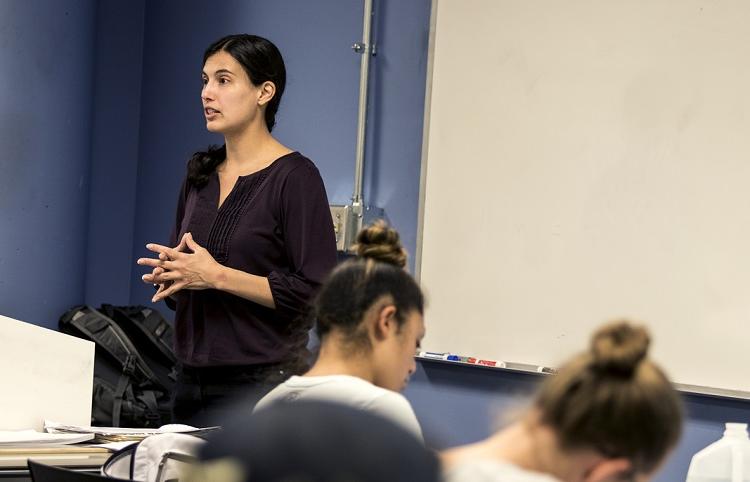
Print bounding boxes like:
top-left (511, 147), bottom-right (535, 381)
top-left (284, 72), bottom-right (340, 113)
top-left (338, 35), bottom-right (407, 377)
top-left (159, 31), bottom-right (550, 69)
top-left (255, 374), bottom-right (423, 440)
top-left (445, 460), bottom-right (561, 482)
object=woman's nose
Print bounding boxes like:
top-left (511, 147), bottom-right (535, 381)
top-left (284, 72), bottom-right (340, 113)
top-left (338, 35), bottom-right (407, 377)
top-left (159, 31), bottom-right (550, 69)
top-left (201, 83), bottom-right (215, 101)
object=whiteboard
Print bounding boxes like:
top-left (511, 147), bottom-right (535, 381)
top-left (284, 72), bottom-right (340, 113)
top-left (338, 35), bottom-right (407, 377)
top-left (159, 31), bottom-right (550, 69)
top-left (418, 0), bottom-right (750, 394)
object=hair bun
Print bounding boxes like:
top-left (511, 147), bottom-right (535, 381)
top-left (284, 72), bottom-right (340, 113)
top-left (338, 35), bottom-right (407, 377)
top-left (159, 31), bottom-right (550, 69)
top-left (590, 321), bottom-right (650, 377)
top-left (354, 221), bottom-right (407, 268)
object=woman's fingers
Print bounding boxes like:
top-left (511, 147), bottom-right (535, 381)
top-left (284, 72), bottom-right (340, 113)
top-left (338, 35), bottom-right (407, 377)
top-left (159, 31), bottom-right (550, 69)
top-left (141, 237), bottom-right (194, 268)
top-left (152, 283), bottom-right (171, 301)
top-left (175, 234), bottom-right (189, 253)
top-left (142, 267), bottom-right (160, 283)
top-left (183, 232), bottom-right (202, 252)
top-left (143, 267), bottom-right (172, 284)
top-left (145, 242), bottom-right (181, 260)
top-left (153, 280), bottom-right (186, 302)
top-left (137, 256), bottom-right (175, 269)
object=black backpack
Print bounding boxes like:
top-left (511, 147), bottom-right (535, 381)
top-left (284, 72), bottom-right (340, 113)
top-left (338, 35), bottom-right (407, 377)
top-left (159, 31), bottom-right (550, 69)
top-left (59, 305), bottom-right (176, 428)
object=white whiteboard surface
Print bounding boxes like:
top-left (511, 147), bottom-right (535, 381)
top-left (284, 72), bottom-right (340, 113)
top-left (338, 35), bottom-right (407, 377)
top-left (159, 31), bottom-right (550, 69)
top-left (0, 314), bottom-right (94, 430)
top-left (418, 0), bottom-right (750, 394)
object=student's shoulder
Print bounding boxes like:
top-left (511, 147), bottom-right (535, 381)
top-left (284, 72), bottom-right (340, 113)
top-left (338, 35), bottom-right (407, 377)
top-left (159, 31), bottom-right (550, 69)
top-left (288, 375), bottom-right (393, 403)
top-left (368, 386), bottom-right (413, 408)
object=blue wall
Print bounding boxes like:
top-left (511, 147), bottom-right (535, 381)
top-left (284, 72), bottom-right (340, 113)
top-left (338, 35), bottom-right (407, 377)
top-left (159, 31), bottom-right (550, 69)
top-left (85, 0), bottom-right (145, 305)
top-left (0, 0), bottom-right (97, 328)
top-left (2, 2), bottom-right (749, 481)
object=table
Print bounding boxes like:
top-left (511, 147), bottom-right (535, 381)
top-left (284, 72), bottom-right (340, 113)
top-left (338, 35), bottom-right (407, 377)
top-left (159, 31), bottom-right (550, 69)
top-left (0, 446), bottom-right (110, 481)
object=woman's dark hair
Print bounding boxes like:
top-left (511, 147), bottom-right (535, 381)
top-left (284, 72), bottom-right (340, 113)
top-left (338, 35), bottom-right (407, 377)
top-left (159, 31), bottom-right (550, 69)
top-left (314, 221), bottom-right (423, 348)
top-left (534, 321), bottom-right (683, 475)
top-left (188, 34), bottom-right (286, 187)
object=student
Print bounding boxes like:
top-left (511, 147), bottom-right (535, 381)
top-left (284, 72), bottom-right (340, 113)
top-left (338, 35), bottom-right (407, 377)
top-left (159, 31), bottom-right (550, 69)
top-left (255, 222), bottom-right (425, 439)
top-left (442, 322), bottom-right (683, 482)
top-left (137, 34), bottom-right (337, 424)
top-left (189, 400), bottom-right (440, 482)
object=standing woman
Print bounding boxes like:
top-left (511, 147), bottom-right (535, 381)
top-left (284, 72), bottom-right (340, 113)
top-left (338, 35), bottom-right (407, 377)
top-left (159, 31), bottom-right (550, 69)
top-left (138, 34), bottom-right (337, 424)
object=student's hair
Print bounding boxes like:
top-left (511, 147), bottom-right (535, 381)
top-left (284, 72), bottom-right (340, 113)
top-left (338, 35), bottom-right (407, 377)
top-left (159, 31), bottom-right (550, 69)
top-left (314, 221), bottom-right (422, 347)
top-left (188, 34), bottom-right (286, 187)
top-left (534, 321), bottom-right (683, 475)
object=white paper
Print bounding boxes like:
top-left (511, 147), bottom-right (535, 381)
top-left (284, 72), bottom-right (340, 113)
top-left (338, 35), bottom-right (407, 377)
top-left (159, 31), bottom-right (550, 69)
top-left (0, 430), bottom-right (94, 446)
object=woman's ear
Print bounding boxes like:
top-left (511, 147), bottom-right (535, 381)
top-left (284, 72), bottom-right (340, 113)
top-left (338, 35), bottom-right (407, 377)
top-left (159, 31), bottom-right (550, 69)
top-left (373, 305), bottom-right (398, 341)
top-left (582, 457), bottom-right (633, 482)
top-left (258, 81), bottom-right (276, 106)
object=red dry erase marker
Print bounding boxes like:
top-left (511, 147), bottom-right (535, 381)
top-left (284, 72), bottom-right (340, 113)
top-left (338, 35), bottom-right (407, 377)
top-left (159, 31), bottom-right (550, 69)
top-left (477, 359), bottom-right (497, 367)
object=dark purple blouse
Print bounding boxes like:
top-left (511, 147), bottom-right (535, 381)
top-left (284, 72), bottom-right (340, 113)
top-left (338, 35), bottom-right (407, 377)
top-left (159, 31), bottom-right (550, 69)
top-left (168, 152), bottom-right (337, 367)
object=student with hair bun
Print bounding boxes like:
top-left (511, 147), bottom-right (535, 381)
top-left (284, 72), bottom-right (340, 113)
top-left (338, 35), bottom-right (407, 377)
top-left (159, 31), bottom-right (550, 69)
top-left (443, 321), bottom-right (683, 482)
top-left (255, 221), bottom-right (425, 439)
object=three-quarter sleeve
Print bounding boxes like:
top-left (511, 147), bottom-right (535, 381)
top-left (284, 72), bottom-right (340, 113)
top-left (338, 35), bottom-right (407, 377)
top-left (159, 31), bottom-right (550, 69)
top-left (267, 163), bottom-right (337, 323)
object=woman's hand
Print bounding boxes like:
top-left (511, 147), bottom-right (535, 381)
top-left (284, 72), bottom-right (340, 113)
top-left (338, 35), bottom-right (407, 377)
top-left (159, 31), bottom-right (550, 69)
top-left (137, 232), bottom-right (224, 303)
top-left (140, 234), bottom-right (189, 301)
top-left (141, 235), bottom-right (187, 286)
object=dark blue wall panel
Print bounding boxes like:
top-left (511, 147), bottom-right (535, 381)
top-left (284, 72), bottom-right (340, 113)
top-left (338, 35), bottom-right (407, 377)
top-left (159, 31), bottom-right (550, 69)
top-left (0, 0), bottom-right (97, 328)
top-left (84, 0), bottom-right (145, 306)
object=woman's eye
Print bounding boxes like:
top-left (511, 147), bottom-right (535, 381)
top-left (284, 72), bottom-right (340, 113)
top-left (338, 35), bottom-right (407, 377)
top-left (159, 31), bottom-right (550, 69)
top-left (219, 77), bottom-right (229, 84)
top-left (201, 78), bottom-right (208, 86)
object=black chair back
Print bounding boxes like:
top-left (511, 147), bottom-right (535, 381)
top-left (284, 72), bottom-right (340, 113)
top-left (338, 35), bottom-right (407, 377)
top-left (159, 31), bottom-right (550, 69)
top-left (27, 459), bottom-right (129, 482)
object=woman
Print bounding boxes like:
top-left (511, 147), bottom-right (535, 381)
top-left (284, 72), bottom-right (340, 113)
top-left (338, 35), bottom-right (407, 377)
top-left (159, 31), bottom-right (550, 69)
top-left (137, 34), bottom-right (337, 424)
top-left (442, 321), bottom-right (683, 482)
top-left (255, 222), bottom-right (425, 440)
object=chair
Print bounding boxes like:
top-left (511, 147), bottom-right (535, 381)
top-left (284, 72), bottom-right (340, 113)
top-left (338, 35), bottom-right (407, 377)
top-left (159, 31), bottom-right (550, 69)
top-left (27, 459), bottom-right (129, 482)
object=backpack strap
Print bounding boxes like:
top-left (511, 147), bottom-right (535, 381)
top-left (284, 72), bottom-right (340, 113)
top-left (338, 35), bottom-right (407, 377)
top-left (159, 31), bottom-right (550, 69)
top-left (135, 307), bottom-right (176, 364)
top-left (113, 355), bottom-right (136, 427)
top-left (100, 304), bottom-right (177, 366)
top-left (136, 389), bottom-right (161, 425)
top-left (68, 307), bottom-right (164, 390)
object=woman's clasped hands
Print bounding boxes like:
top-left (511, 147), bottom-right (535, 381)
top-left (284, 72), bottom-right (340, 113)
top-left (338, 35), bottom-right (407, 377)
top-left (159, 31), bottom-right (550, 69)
top-left (138, 232), bottom-right (223, 303)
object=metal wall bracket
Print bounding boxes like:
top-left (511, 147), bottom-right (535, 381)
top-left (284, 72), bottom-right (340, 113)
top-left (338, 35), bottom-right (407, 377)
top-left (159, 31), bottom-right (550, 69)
top-left (330, 204), bottom-right (385, 252)
top-left (351, 42), bottom-right (377, 55)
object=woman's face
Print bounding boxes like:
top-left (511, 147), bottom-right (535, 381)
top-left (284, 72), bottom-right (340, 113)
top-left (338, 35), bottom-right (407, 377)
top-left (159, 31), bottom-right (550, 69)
top-left (373, 309), bottom-right (425, 392)
top-left (201, 51), bottom-right (263, 134)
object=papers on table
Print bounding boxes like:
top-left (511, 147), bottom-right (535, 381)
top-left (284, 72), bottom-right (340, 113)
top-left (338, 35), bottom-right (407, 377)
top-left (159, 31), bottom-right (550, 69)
top-left (85, 440), bottom-right (139, 452)
top-left (0, 430), bottom-right (94, 446)
top-left (45, 421), bottom-right (221, 443)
